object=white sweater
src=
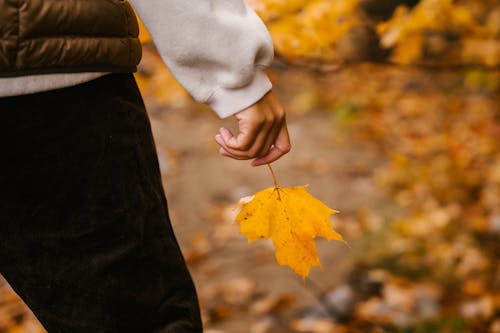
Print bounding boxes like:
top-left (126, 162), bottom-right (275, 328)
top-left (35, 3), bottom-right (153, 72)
top-left (0, 0), bottom-right (274, 118)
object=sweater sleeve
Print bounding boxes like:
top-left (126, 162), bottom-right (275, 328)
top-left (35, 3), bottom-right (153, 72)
top-left (129, 0), bottom-right (275, 118)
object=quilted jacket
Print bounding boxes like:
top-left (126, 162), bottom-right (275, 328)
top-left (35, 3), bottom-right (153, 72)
top-left (0, 0), bottom-right (141, 76)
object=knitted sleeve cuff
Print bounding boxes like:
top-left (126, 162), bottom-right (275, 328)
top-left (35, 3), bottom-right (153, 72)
top-left (206, 68), bottom-right (272, 118)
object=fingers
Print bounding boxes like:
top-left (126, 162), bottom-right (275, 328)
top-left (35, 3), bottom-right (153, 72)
top-left (215, 120), bottom-right (276, 159)
top-left (214, 91), bottom-right (291, 165)
top-left (216, 97), bottom-right (283, 158)
top-left (251, 123), bottom-right (291, 166)
top-left (222, 120), bottom-right (263, 153)
top-left (215, 119), bottom-right (290, 164)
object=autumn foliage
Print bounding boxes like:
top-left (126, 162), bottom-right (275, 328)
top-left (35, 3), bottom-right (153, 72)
top-left (248, 0), bottom-right (500, 67)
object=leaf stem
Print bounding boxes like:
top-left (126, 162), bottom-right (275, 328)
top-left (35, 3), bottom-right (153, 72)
top-left (267, 163), bottom-right (279, 188)
top-left (267, 163), bottom-right (281, 200)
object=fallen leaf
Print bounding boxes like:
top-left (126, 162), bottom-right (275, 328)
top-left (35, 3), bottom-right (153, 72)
top-left (235, 165), bottom-right (344, 279)
top-left (250, 294), bottom-right (295, 314)
top-left (250, 316), bottom-right (280, 333)
top-left (289, 317), bottom-right (339, 333)
top-left (220, 277), bottom-right (256, 306)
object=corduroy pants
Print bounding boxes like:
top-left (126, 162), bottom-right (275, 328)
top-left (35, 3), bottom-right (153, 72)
top-left (0, 73), bottom-right (202, 332)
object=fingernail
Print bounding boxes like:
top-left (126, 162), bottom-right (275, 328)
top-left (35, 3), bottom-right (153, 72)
top-left (250, 159), bottom-right (261, 167)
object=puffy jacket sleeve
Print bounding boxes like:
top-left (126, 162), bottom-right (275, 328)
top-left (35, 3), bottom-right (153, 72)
top-left (129, 0), bottom-right (275, 118)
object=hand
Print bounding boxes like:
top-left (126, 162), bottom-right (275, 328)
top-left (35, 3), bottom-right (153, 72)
top-left (214, 91), bottom-right (291, 166)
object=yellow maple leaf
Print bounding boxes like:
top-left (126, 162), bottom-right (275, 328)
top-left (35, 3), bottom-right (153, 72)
top-left (235, 165), bottom-right (345, 279)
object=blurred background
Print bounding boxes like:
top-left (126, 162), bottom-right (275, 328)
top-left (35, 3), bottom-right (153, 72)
top-left (1, 0), bottom-right (499, 332)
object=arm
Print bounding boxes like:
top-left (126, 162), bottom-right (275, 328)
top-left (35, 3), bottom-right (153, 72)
top-left (129, 0), bottom-right (290, 164)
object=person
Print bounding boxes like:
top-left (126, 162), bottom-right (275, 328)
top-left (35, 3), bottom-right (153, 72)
top-left (0, 0), bottom-right (290, 332)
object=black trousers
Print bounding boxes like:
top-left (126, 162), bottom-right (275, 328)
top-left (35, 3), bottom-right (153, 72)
top-left (0, 74), bottom-right (202, 332)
